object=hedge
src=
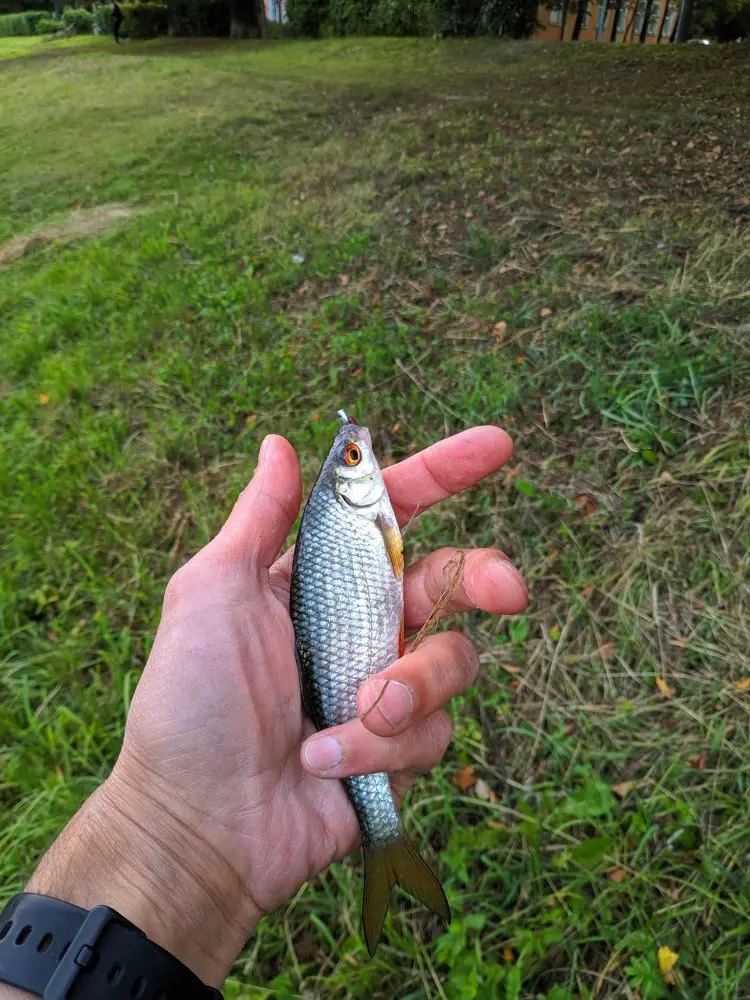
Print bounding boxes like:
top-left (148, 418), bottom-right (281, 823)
top-left (0, 9), bottom-right (48, 34)
top-left (61, 6), bottom-right (93, 30)
top-left (93, 1), bottom-right (167, 37)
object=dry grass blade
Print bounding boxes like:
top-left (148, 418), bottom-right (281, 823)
top-left (409, 552), bottom-right (466, 654)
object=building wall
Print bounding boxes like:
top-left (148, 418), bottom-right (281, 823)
top-left (533, 0), bottom-right (676, 42)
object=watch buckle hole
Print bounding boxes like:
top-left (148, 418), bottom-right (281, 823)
top-left (107, 962), bottom-right (124, 985)
top-left (15, 925), bottom-right (32, 946)
top-left (37, 932), bottom-right (54, 953)
top-left (131, 974), bottom-right (147, 997)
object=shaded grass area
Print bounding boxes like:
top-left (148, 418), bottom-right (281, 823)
top-left (1, 35), bottom-right (749, 1000)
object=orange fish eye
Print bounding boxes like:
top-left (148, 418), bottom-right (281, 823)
top-left (344, 443), bottom-right (361, 466)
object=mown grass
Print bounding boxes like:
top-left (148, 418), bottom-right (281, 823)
top-left (1, 34), bottom-right (749, 1000)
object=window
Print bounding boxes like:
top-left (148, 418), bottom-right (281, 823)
top-left (647, 2), bottom-right (660, 31)
top-left (634, 4), bottom-right (645, 32)
top-left (616, 4), bottom-right (627, 29)
top-left (581, 2), bottom-right (590, 25)
top-left (549, 6), bottom-right (562, 23)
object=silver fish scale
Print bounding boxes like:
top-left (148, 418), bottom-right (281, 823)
top-left (291, 467), bottom-right (403, 847)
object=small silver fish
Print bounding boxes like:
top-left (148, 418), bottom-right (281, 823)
top-left (290, 410), bottom-right (450, 954)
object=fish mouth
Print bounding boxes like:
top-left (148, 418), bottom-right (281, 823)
top-left (337, 476), bottom-right (383, 509)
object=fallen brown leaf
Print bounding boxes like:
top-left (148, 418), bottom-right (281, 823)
top-left (656, 677), bottom-right (675, 700)
top-left (733, 677), bottom-right (750, 691)
top-left (612, 781), bottom-right (635, 798)
top-left (606, 867), bottom-right (627, 883)
top-left (453, 765), bottom-right (477, 792)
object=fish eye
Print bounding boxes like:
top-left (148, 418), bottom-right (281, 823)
top-left (344, 443), bottom-right (361, 466)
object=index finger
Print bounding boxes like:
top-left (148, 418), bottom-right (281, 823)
top-left (384, 426), bottom-right (513, 526)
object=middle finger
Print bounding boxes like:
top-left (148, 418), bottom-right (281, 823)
top-left (404, 546), bottom-right (527, 630)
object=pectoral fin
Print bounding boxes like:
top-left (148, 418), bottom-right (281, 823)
top-left (377, 511), bottom-right (404, 579)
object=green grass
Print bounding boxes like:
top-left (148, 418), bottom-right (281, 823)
top-left (1, 34), bottom-right (749, 1000)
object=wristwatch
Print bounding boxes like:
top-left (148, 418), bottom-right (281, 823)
top-left (0, 893), bottom-right (223, 999)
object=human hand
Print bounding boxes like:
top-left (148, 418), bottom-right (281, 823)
top-left (29, 427), bottom-right (526, 987)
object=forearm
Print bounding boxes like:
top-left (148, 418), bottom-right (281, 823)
top-left (2, 766), bottom-right (261, 993)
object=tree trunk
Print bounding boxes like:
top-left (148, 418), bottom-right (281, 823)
top-left (610, 0), bottom-right (623, 38)
top-left (639, 0), bottom-right (653, 39)
top-left (674, 0), bottom-right (693, 38)
top-left (559, 0), bottom-right (570, 38)
top-left (229, 0), bottom-right (261, 36)
top-left (571, 1), bottom-right (586, 37)
top-left (655, 0), bottom-right (669, 40)
top-left (623, 0), bottom-right (638, 37)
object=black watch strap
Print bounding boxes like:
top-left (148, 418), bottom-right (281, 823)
top-left (0, 893), bottom-right (223, 999)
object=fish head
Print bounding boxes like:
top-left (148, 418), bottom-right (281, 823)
top-left (327, 418), bottom-right (385, 515)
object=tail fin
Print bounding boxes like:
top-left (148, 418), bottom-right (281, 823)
top-left (362, 836), bottom-right (450, 955)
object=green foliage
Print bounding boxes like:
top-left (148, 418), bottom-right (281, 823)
top-left (92, 2), bottom-right (110, 30)
top-left (61, 6), bottom-right (93, 31)
top-left (1, 34), bottom-right (750, 1000)
top-left (478, 0), bottom-right (538, 35)
top-left (0, 9), bottom-right (47, 34)
top-left (166, 0), bottom-right (230, 35)
top-left (287, 0), bottom-right (536, 36)
top-left (92, 3), bottom-right (168, 38)
top-left (286, 0), bottom-right (329, 35)
top-left (35, 12), bottom-right (57, 28)
top-left (122, 1), bottom-right (167, 37)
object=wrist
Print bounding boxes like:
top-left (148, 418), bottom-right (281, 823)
top-left (25, 764), bottom-right (261, 987)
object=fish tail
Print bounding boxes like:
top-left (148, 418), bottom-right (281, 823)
top-left (362, 835), bottom-right (450, 955)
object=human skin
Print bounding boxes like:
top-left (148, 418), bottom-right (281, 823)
top-left (1, 427), bottom-right (527, 996)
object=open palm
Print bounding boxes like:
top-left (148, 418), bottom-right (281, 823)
top-left (112, 428), bottom-right (526, 984)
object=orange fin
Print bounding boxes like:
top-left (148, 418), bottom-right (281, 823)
top-left (362, 836), bottom-right (450, 956)
top-left (377, 513), bottom-right (404, 579)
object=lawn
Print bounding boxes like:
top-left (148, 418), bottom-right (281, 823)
top-left (1, 33), bottom-right (749, 1000)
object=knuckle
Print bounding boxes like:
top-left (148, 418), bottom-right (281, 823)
top-left (163, 561), bottom-right (195, 610)
top-left (448, 631), bottom-right (479, 683)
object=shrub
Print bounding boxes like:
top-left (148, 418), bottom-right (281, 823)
top-left (167, 0), bottom-right (230, 35)
top-left (478, 0), bottom-right (538, 35)
top-left (92, 2), bottom-right (111, 31)
top-left (286, 0), bottom-right (329, 35)
top-left (62, 6), bottom-right (93, 30)
top-left (122, 1), bottom-right (167, 37)
top-left (36, 13), bottom-right (59, 30)
top-left (0, 9), bottom-right (48, 34)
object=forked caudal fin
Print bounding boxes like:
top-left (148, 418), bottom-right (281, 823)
top-left (362, 835), bottom-right (450, 955)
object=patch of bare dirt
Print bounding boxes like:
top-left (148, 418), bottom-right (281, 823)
top-left (0, 204), bottom-right (132, 266)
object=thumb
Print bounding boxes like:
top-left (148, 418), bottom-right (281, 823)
top-left (215, 434), bottom-right (302, 569)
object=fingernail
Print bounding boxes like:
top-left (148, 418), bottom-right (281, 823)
top-left (492, 557), bottom-right (527, 597)
top-left (364, 679), bottom-right (413, 728)
top-left (304, 735), bottom-right (343, 774)
top-left (258, 435), bottom-right (271, 464)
